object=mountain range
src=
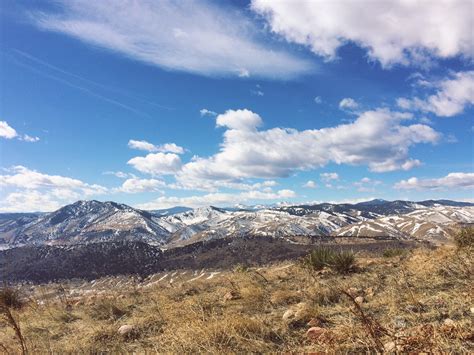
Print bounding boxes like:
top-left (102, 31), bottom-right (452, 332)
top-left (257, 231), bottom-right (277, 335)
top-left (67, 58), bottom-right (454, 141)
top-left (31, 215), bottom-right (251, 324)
top-left (1, 199), bottom-right (472, 250)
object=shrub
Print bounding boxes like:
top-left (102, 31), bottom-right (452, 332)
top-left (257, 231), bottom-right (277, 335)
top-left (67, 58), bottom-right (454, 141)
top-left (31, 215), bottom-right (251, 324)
top-left (331, 250), bottom-right (356, 274)
top-left (0, 286), bottom-right (23, 310)
top-left (303, 247), bottom-right (336, 271)
top-left (453, 227), bottom-right (474, 249)
top-left (303, 247), bottom-right (356, 274)
top-left (382, 248), bottom-right (406, 258)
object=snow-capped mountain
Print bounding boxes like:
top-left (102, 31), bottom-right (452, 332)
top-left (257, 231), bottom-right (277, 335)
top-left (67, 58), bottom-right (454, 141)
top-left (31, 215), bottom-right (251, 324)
top-left (335, 205), bottom-right (474, 242)
top-left (1, 199), bottom-right (472, 249)
top-left (1, 200), bottom-right (170, 247)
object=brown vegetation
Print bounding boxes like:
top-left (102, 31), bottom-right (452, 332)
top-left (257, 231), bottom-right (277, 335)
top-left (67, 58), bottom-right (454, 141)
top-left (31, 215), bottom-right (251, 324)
top-left (0, 244), bottom-right (472, 353)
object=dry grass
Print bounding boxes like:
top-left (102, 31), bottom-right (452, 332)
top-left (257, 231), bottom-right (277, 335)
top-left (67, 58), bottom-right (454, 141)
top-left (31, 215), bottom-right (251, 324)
top-left (0, 245), bottom-right (473, 353)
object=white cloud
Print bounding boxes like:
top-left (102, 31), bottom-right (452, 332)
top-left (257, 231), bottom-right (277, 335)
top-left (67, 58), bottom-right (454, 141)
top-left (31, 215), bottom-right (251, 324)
top-left (397, 71), bottom-right (474, 117)
top-left (0, 191), bottom-right (64, 212)
top-left (103, 171), bottom-right (134, 179)
top-left (394, 172), bottom-right (474, 190)
top-left (339, 98), bottom-right (359, 110)
top-left (200, 108), bottom-right (217, 117)
top-left (251, 89), bottom-right (264, 96)
top-left (116, 178), bottom-right (165, 193)
top-left (127, 152), bottom-right (182, 175)
top-left (303, 180), bottom-right (317, 188)
top-left (0, 166), bottom-right (107, 212)
top-left (320, 172), bottom-right (339, 182)
top-left (34, 0), bottom-right (313, 79)
top-left (251, 0), bottom-right (474, 67)
top-left (354, 177), bottom-right (382, 192)
top-left (20, 134), bottom-right (40, 142)
top-left (0, 121), bottom-right (18, 139)
top-left (0, 121), bottom-right (40, 142)
top-left (0, 166), bottom-right (106, 193)
top-left (136, 188), bottom-right (296, 209)
top-left (128, 139), bottom-right (185, 154)
top-left (176, 108), bottom-right (439, 188)
top-left (216, 109), bottom-right (263, 131)
top-left (314, 96), bottom-right (322, 104)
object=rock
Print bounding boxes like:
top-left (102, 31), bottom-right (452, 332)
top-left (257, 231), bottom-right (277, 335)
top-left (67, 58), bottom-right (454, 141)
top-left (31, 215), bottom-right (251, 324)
top-left (355, 296), bottom-right (364, 304)
top-left (282, 309), bottom-right (295, 321)
top-left (306, 327), bottom-right (325, 340)
top-left (443, 318), bottom-right (455, 326)
top-left (347, 287), bottom-right (359, 296)
top-left (470, 307), bottom-right (474, 315)
top-left (307, 317), bottom-right (322, 327)
top-left (365, 287), bottom-right (375, 298)
top-left (118, 325), bottom-right (134, 336)
top-left (392, 316), bottom-right (407, 329)
top-left (384, 341), bottom-right (396, 351)
top-left (223, 290), bottom-right (240, 301)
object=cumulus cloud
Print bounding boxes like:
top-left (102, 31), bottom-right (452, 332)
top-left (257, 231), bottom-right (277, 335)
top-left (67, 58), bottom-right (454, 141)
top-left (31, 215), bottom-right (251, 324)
top-left (251, 0), bottom-right (473, 67)
top-left (128, 139), bottom-right (185, 154)
top-left (314, 96), bottom-right (322, 104)
top-left (0, 166), bottom-right (107, 212)
top-left (116, 178), bottom-right (165, 193)
top-left (176, 108), bottom-right (439, 188)
top-left (127, 152), bottom-right (182, 175)
top-left (394, 172), bottom-right (474, 190)
top-left (33, 0), bottom-right (313, 79)
top-left (136, 189), bottom-right (296, 209)
top-left (0, 121), bottom-right (18, 139)
top-left (303, 180), bottom-right (317, 188)
top-left (339, 98), bottom-right (358, 110)
top-left (216, 109), bottom-right (263, 131)
top-left (0, 121), bottom-right (39, 142)
top-left (397, 71), bottom-right (474, 117)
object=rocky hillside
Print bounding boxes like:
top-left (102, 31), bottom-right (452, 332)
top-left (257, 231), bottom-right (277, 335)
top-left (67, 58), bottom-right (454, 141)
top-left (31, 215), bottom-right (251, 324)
top-left (0, 200), bottom-right (170, 247)
top-left (0, 199), bottom-right (472, 249)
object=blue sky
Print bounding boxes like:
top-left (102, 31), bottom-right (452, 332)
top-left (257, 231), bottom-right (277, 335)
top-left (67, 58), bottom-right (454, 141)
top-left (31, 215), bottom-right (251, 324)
top-left (0, 0), bottom-right (473, 212)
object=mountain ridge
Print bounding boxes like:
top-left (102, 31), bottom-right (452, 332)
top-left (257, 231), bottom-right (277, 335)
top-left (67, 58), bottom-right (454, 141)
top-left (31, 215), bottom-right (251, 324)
top-left (1, 199), bottom-right (472, 250)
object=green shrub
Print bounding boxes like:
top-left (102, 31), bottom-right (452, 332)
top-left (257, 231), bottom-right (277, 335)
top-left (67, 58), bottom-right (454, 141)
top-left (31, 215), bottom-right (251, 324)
top-left (454, 227), bottom-right (474, 249)
top-left (303, 247), bottom-right (336, 271)
top-left (331, 250), bottom-right (356, 274)
top-left (382, 248), bottom-right (406, 258)
top-left (303, 247), bottom-right (356, 274)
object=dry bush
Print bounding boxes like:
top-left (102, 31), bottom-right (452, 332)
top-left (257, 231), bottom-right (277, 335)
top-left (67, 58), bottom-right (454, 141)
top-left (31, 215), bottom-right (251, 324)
top-left (0, 246), bottom-right (472, 353)
top-left (454, 227), bottom-right (474, 249)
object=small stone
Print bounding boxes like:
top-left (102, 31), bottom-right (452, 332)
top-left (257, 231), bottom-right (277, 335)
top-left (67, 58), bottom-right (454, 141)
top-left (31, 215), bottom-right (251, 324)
top-left (307, 317), bottom-right (322, 327)
top-left (118, 325), bottom-right (134, 336)
top-left (306, 327), bottom-right (325, 340)
top-left (282, 309), bottom-right (295, 321)
top-left (347, 287), bottom-right (359, 296)
top-left (355, 296), bottom-right (364, 304)
top-left (443, 318), bottom-right (455, 326)
top-left (384, 341), bottom-right (396, 351)
top-left (365, 287), bottom-right (375, 297)
top-left (470, 307), bottom-right (474, 315)
top-left (223, 291), bottom-right (239, 301)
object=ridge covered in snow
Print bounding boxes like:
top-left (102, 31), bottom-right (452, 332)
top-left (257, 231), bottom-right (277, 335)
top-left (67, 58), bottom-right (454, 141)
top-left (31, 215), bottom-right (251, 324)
top-left (0, 199), bottom-right (472, 249)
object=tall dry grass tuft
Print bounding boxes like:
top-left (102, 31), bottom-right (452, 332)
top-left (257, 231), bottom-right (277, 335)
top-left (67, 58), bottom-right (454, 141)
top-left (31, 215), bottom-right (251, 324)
top-left (0, 285), bottom-right (27, 355)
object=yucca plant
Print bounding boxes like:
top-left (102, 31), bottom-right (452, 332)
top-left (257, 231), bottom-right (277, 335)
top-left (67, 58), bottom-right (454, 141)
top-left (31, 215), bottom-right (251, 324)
top-left (303, 247), bottom-right (336, 271)
top-left (331, 250), bottom-right (356, 274)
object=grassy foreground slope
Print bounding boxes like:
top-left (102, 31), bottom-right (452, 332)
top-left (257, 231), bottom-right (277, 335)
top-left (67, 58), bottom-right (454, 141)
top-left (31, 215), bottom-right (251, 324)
top-left (1, 242), bottom-right (473, 353)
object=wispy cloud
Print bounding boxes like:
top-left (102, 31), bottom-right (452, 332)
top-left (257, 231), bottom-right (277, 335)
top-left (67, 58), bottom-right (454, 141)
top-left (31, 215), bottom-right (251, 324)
top-left (31, 0), bottom-right (313, 79)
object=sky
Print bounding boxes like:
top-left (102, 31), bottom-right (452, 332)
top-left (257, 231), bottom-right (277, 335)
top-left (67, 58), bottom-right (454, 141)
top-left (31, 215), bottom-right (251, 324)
top-left (0, 0), bottom-right (473, 212)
